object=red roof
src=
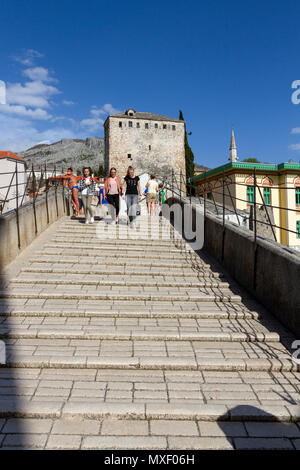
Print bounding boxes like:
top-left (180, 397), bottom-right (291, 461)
top-left (0, 151), bottom-right (24, 162)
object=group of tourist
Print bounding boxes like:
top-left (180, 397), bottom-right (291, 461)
top-left (58, 166), bottom-right (166, 228)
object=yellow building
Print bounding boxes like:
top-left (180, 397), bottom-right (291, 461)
top-left (190, 161), bottom-right (300, 249)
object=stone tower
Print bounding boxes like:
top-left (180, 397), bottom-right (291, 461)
top-left (229, 128), bottom-right (238, 163)
top-left (104, 108), bottom-right (185, 179)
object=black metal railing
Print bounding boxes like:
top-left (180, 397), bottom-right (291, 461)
top-left (161, 169), bottom-right (300, 251)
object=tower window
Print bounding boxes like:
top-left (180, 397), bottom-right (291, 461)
top-left (119, 122), bottom-right (122, 128)
top-left (127, 154), bottom-right (132, 159)
top-left (149, 145), bottom-right (151, 150)
top-left (163, 124), bottom-right (167, 129)
top-left (172, 125), bottom-right (176, 131)
top-left (137, 122), bottom-right (140, 128)
top-left (155, 123), bottom-right (158, 129)
top-left (129, 121), bottom-right (132, 127)
top-left (145, 123), bottom-right (149, 129)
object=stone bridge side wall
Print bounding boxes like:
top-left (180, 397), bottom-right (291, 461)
top-left (166, 196), bottom-right (300, 338)
top-left (0, 189), bottom-right (68, 267)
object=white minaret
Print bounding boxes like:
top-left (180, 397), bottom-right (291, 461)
top-left (229, 128), bottom-right (238, 162)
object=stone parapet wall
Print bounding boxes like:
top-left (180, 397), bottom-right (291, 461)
top-left (0, 189), bottom-right (68, 267)
top-left (165, 196), bottom-right (300, 338)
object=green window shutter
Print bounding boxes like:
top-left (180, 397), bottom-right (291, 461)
top-left (296, 187), bottom-right (300, 206)
top-left (297, 221), bottom-right (300, 239)
top-left (264, 187), bottom-right (271, 205)
top-left (247, 186), bottom-right (254, 205)
top-left (207, 193), bottom-right (212, 200)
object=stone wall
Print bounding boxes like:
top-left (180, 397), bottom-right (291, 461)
top-left (104, 117), bottom-right (185, 180)
top-left (249, 204), bottom-right (277, 242)
top-left (165, 196), bottom-right (300, 338)
top-left (0, 188), bottom-right (68, 267)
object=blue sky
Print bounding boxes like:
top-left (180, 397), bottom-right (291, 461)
top-left (1, 0), bottom-right (300, 167)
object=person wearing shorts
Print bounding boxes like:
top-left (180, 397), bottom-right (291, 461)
top-left (145, 175), bottom-right (158, 215)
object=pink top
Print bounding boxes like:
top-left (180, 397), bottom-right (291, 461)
top-left (107, 177), bottom-right (119, 195)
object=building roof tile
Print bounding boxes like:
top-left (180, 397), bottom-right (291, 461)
top-left (0, 151), bottom-right (24, 162)
top-left (107, 111), bottom-right (183, 123)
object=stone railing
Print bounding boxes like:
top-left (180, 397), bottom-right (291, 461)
top-left (0, 188), bottom-right (69, 268)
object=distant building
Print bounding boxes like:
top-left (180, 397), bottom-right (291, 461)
top-left (190, 133), bottom-right (300, 249)
top-left (104, 108), bottom-right (185, 179)
top-left (0, 151), bottom-right (27, 214)
top-left (194, 164), bottom-right (210, 176)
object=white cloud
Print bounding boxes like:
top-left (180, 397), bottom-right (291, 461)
top-left (6, 81), bottom-right (60, 109)
top-left (13, 49), bottom-right (44, 66)
top-left (1, 52), bottom-right (119, 151)
top-left (23, 67), bottom-right (57, 83)
top-left (0, 114), bottom-right (78, 152)
top-left (80, 104), bottom-right (120, 132)
top-left (63, 100), bottom-right (76, 105)
top-left (91, 103), bottom-right (121, 116)
top-left (289, 143), bottom-right (300, 150)
top-left (51, 116), bottom-right (77, 125)
top-left (0, 104), bottom-right (51, 120)
top-left (80, 117), bottom-right (104, 132)
top-left (291, 127), bottom-right (300, 134)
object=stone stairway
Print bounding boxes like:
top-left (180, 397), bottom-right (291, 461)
top-left (0, 212), bottom-right (299, 450)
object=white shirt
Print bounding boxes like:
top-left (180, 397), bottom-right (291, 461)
top-left (148, 179), bottom-right (158, 194)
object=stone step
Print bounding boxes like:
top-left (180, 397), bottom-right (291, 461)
top-left (8, 278), bottom-right (231, 289)
top-left (60, 221), bottom-right (170, 228)
top-left (51, 237), bottom-right (189, 249)
top-left (52, 230), bottom-right (183, 239)
top-left (2, 337), bottom-right (293, 367)
top-left (0, 308), bottom-right (260, 320)
top-left (0, 323), bottom-right (280, 342)
top-left (21, 266), bottom-right (220, 277)
top-left (35, 249), bottom-right (204, 262)
top-left (0, 399), bottom-right (299, 424)
top-left (47, 242), bottom-right (192, 254)
top-left (0, 367), bottom-right (298, 412)
top-left (1, 415), bottom-right (300, 450)
top-left (1, 291), bottom-right (242, 303)
top-left (28, 257), bottom-right (211, 269)
top-left (56, 227), bottom-right (175, 235)
top-left (2, 354), bottom-right (297, 372)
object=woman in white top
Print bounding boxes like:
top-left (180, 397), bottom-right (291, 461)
top-left (145, 175), bottom-right (158, 215)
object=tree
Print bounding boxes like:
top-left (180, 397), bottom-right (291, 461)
top-left (90, 164), bottom-right (104, 177)
top-left (242, 158), bottom-right (260, 163)
top-left (179, 110), bottom-right (195, 179)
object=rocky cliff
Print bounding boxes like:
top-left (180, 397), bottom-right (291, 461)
top-left (19, 137), bottom-right (105, 172)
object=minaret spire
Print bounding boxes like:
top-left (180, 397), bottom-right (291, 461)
top-left (229, 128), bottom-right (238, 162)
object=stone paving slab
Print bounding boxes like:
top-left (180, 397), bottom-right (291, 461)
top-left (1, 416), bottom-right (299, 449)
